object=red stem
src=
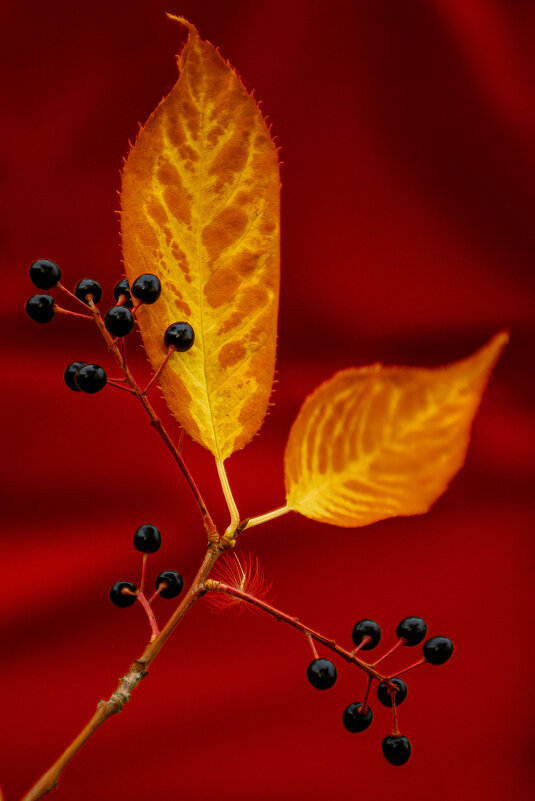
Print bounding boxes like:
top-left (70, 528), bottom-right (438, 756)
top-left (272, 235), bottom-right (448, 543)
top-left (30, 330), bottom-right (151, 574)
top-left (390, 691), bottom-right (400, 735)
top-left (306, 633), bottom-right (319, 659)
top-left (88, 300), bottom-right (217, 539)
top-left (143, 347), bottom-right (175, 394)
top-left (207, 582), bottom-right (387, 682)
top-left (148, 587), bottom-right (162, 604)
top-left (107, 380), bottom-right (135, 395)
top-left (56, 282), bottom-right (93, 312)
top-left (136, 591), bottom-right (160, 641)
top-left (386, 657), bottom-right (426, 679)
top-left (372, 638), bottom-right (405, 666)
top-left (351, 635), bottom-right (371, 656)
top-left (54, 305), bottom-right (92, 320)
top-left (139, 553), bottom-right (148, 594)
top-left (360, 675), bottom-right (373, 713)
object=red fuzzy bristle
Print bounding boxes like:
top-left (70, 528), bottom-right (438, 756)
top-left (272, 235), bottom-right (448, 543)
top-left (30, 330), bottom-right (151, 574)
top-left (205, 551), bottom-right (272, 614)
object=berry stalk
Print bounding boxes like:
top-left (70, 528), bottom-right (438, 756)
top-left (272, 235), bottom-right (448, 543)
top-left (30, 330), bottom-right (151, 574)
top-left (88, 299), bottom-right (217, 540)
top-left (204, 580), bottom-right (388, 682)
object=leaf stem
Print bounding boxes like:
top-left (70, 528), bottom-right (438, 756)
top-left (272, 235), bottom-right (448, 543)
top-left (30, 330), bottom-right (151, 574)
top-left (204, 580), bottom-right (387, 682)
top-left (242, 504), bottom-right (291, 530)
top-left (216, 458), bottom-right (240, 538)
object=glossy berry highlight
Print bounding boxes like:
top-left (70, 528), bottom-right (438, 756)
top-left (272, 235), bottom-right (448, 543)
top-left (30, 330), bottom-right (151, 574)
top-left (377, 678), bottom-right (408, 707)
top-left (352, 619), bottom-right (381, 650)
top-left (74, 364), bottom-right (107, 394)
top-left (64, 361), bottom-right (87, 392)
top-left (423, 636), bottom-right (454, 665)
top-left (131, 274), bottom-right (161, 304)
top-left (133, 524), bottom-right (162, 554)
top-left (155, 571), bottom-right (184, 599)
top-left (74, 278), bottom-right (102, 305)
top-left (29, 259), bottom-right (61, 289)
top-left (25, 294), bottom-right (55, 323)
top-left (113, 278), bottom-right (133, 308)
top-left (109, 581), bottom-right (137, 608)
top-left (396, 616), bottom-right (427, 646)
top-left (382, 735), bottom-right (412, 766)
top-left (104, 306), bottom-right (134, 337)
top-left (342, 702), bottom-right (373, 733)
top-left (164, 322), bottom-right (195, 351)
top-left (306, 658), bottom-right (337, 690)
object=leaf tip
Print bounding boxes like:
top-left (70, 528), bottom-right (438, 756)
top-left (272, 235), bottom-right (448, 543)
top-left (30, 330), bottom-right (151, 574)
top-left (488, 328), bottom-right (510, 356)
top-left (165, 12), bottom-right (191, 28)
top-left (461, 329), bottom-right (509, 377)
top-left (165, 13), bottom-right (200, 45)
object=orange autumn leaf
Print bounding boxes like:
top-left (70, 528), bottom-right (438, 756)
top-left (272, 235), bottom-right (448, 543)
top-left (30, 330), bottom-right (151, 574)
top-left (284, 332), bottom-right (508, 527)
top-left (120, 16), bottom-right (280, 460)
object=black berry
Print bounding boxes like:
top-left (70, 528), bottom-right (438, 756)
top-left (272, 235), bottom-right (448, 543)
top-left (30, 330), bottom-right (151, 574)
top-left (29, 259), bottom-right (61, 289)
top-left (74, 364), bottom-right (107, 394)
top-left (133, 524), bottom-right (162, 554)
top-left (382, 735), bottom-right (412, 766)
top-left (131, 274), bottom-right (161, 304)
top-left (113, 278), bottom-right (133, 308)
top-left (164, 322), bottom-right (195, 351)
top-left (74, 278), bottom-right (102, 305)
top-left (104, 306), bottom-right (134, 337)
top-left (342, 702), bottom-right (373, 733)
top-left (64, 361), bottom-right (87, 392)
top-left (25, 294), bottom-right (55, 323)
top-left (396, 616), bottom-right (427, 646)
top-left (352, 619), bottom-right (381, 650)
top-left (423, 636), bottom-right (454, 665)
top-left (306, 658), bottom-right (337, 690)
top-left (377, 678), bottom-right (408, 707)
top-left (109, 580), bottom-right (137, 608)
top-left (155, 570), bottom-right (184, 599)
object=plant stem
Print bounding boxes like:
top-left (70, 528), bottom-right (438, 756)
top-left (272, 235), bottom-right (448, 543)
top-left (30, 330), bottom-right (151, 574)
top-left (142, 346), bottom-right (174, 394)
top-left (205, 580), bottom-right (387, 682)
top-left (371, 638), bottom-right (404, 667)
top-left (386, 657), bottom-right (426, 679)
top-left (135, 592), bottom-right (160, 641)
top-left (20, 543), bottom-right (222, 801)
top-left (216, 458), bottom-right (240, 537)
top-left (89, 300), bottom-right (217, 540)
top-left (242, 504), bottom-right (291, 530)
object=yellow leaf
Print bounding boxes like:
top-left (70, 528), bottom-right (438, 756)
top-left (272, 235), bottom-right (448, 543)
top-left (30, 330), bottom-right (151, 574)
top-left (120, 17), bottom-right (280, 459)
top-left (284, 332), bottom-right (508, 527)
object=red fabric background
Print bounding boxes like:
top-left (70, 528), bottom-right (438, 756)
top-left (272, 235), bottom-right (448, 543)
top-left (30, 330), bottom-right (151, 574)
top-left (2, 1), bottom-right (534, 799)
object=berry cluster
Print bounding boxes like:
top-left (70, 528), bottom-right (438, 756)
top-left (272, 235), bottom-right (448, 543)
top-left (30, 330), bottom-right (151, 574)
top-left (25, 260), bottom-right (195, 396)
top-left (305, 616), bottom-right (453, 765)
top-left (109, 524), bottom-right (184, 638)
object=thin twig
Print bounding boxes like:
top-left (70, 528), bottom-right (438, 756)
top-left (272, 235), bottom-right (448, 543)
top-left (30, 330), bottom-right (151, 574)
top-left (372, 638), bottom-right (405, 667)
top-left (361, 675), bottom-right (373, 712)
top-left (143, 346), bottom-right (174, 394)
top-left (54, 306), bottom-right (93, 321)
top-left (386, 657), bottom-right (426, 679)
top-left (135, 591), bottom-right (160, 641)
top-left (20, 543), bottom-right (222, 801)
top-left (88, 300), bottom-right (217, 540)
top-left (205, 580), bottom-right (387, 682)
top-left (56, 282), bottom-right (93, 312)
